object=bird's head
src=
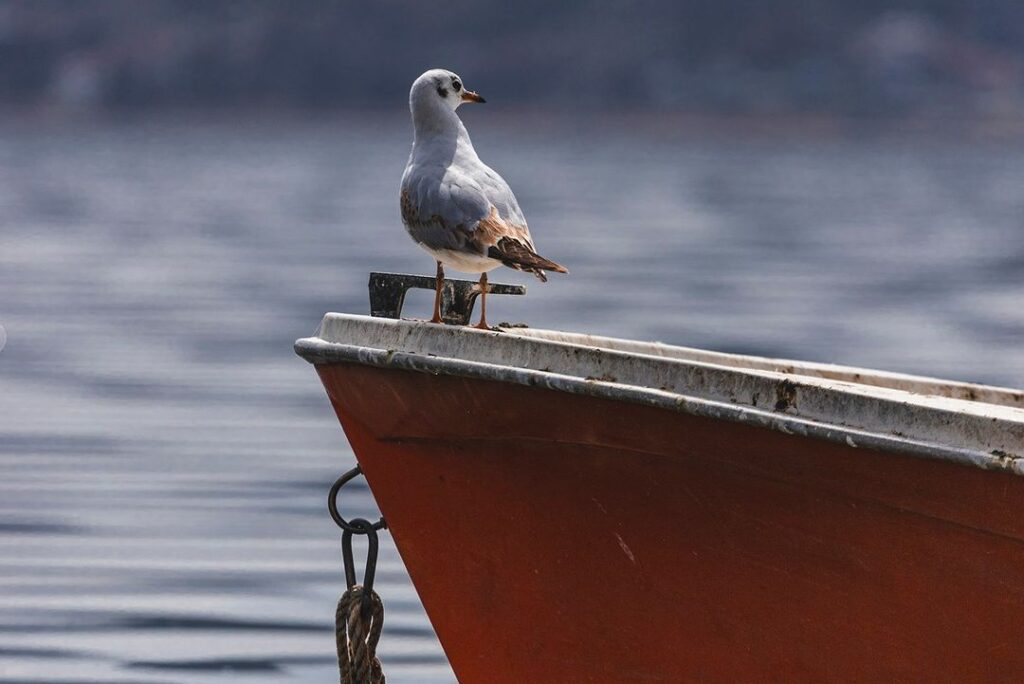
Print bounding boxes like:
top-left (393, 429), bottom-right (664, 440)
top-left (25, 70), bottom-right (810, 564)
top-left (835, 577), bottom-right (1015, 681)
top-left (410, 69), bottom-right (485, 116)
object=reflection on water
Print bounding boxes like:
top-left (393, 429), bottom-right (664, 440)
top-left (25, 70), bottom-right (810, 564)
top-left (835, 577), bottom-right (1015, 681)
top-left (1, 115), bottom-right (1022, 682)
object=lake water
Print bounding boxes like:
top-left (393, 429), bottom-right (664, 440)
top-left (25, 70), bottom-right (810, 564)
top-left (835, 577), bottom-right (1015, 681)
top-left (1, 113), bottom-right (1022, 683)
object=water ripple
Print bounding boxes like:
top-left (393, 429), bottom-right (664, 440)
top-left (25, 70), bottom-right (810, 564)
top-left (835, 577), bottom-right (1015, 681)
top-left (1, 117), bottom-right (1022, 683)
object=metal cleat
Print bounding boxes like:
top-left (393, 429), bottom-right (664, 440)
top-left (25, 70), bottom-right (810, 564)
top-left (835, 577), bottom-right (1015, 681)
top-left (368, 271), bottom-right (526, 326)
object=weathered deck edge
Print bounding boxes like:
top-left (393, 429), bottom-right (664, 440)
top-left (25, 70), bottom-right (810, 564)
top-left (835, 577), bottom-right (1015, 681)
top-left (511, 328), bottom-right (1024, 409)
top-left (295, 335), bottom-right (1024, 477)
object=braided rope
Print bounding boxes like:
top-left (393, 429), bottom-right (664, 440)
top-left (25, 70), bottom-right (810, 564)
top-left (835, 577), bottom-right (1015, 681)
top-left (336, 585), bottom-right (385, 684)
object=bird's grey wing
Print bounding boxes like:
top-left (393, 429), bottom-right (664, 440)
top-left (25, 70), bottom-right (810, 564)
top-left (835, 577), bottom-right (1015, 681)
top-left (401, 164), bottom-right (566, 281)
top-left (401, 166), bottom-right (491, 254)
top-left (475, 164), bottom-right (532, 247)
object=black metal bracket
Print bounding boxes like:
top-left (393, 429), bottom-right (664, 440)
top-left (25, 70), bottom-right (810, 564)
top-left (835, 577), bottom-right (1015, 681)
top-left (329, 465), bottom-right (387, 614)
top-left (328, 465), bottom-right (387, 535)
top-left (368, 271), bottom-right (526, 325)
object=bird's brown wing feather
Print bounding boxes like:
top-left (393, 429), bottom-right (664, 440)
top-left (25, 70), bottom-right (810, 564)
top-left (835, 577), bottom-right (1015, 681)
top-left (472, 207), bottom-right (568, 282)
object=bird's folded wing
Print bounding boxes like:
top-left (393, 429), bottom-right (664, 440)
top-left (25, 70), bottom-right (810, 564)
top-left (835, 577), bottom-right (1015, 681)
top-left (402, 168), bottom-right (536, 255)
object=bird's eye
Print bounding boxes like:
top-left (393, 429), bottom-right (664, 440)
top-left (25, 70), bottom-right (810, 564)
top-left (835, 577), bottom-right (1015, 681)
top-left (452, 80), bottom-right (462, 91)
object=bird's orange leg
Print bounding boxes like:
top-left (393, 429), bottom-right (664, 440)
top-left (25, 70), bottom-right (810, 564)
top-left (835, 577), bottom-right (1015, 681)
top-left (474, 272), bottom-right (490, 330)
top-left (430, 261), bottom-right (444, 324)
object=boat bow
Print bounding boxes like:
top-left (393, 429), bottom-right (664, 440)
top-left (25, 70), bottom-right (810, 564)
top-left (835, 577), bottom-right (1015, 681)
top-left (296, 313), bottom-right (1024, 474)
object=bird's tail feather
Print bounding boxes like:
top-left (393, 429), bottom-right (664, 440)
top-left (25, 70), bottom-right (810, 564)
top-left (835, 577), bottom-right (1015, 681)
top-left (488, 238), bottom-right (568, 282)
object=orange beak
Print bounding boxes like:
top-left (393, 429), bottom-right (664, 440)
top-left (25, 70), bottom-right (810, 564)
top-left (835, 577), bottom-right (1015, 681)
top-left (461, 90), bottom-right (486, 104)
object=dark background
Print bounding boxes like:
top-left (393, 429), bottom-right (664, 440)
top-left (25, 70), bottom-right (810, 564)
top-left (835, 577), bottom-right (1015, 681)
top-left (3, 0), bottom-right (1024, 117)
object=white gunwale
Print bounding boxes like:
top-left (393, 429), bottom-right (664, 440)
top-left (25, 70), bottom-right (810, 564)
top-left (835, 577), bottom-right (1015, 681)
top-left (295, 314), bottom-right (1024, 475)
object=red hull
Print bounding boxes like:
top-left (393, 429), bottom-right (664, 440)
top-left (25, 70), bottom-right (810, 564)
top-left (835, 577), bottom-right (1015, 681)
top-left (318, 362), bottom-right (1024, 683)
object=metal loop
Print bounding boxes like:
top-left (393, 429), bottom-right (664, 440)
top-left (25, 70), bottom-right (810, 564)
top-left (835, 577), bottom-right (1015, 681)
top-left (329, 463), bottom-right (389, 678)
top-left (328, 465), bottom-right (387, 534)
top-left (342, 525), bottom-right (380, 594)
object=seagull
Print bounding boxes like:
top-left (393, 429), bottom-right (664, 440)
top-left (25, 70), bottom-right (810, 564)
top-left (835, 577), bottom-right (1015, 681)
top-left (400, 68), bottom-right (567, 329)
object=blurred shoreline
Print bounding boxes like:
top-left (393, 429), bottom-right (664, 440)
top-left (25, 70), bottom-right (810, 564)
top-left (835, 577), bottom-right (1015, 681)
top-left (3, 104), bottom-right (1024, 142)
top-left (6, 3), bottom-right (1024, 125)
